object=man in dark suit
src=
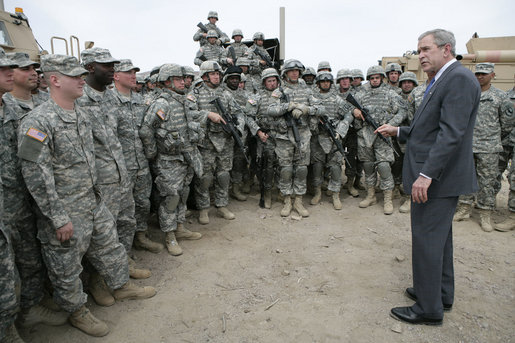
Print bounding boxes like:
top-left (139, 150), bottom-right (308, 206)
top-left (376, 29), bottom-right (480, 325)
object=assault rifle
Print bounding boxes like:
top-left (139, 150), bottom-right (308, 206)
top-left (257, 130), bottom-right (270, 208)
top-left (253, 48), bottom-right (276, 68)
top-left (228, 46), bottom-right (237, 64)
top-left (210, 97), bottom-right (249, 164)
top-left (345, 93), bottom-right (399, 157)
top-left (197, 22), bottom-right (209, 33)
top-left (279, 87), bottom-right (302, 158)
top-left (318, 115), bottom-right (352, 168)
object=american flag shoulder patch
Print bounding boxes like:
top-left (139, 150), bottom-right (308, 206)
top-left (187, 94), bottom-right (196, 102)
top-left (26, 128), bottom-right (47, 142)
top-left (248, 99), bottom-right (256, 105)
top-left (156, 109), bottom-right (166, 120)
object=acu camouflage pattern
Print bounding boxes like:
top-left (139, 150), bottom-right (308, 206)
top-left (140, 88), bottom-right (202, 232)
top-left (186, 82), bottom-right (244, 208)
top-left (194, 43), bottom-right (227, 67)
top-left (107, 88), bottom-right (152, 234)
top-left (193, 22), bottom-right (229, 46)
top-left (459, 153), bottom-right (499, 210)
top-left (17, 99), bottom-right (128, 313)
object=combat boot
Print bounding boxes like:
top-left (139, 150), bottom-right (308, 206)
top-left (18, 304), bottom-right (68, 328)
top-left (383, 190), bottom-right (394, 215)
top-left (495, 212), bottom-right (515, 232)
top-left (165, 231), bottom-right (183, 256)
top-left (89, 272), bottom-right (115, 307)
top-left (133, 231), bottom-right (164, 254)
top-left (399, 196), bottom-right (411, 213)
top-left (347, 177), bottom-right (359, 197)
top-left (453, 203), bottom-right (471, 221)
top-left (128, 257), bottom-right (151, 279)
top-left (354, 176), bottom-right (365, 190)
top-left (311, 186), bottom-right (322, 205)
top-left (479, 209), bottom-right (494, 232)
top-left (113, 281), bottom-right (156, 301)
top-left (69, 305), bottom-right (109, 337)
top-left (359, 187), bottom-right (377, 208)
top-left (217, 206), bottom-right (235, 220)
top-left (294, 195), bottom-right (309, 217)
top-left (332, 192), bottom-right (342, 210)
top-left (392, 185), bottom-right (401, 199)
top-left (176, 223), bottom-right (202, 240)
top-left (2, 323), bottom-right (25, 343)
top-left (241, 179), bottom-right (252, 193)
top-left (198, 209), bottom-right (209, 225)
top-left (231, 184), bottom-right (247, 201)
top-left (264, 189), bottom-right (272, 209)
top-left (280, 195), bottom-right (292, 217)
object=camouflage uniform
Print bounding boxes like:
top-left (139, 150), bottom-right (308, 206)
top-left (193, 19), bottom-right (229, 46)
top-left (18, 98), bottom-right (129, 313)
top-left (246, 37), bottom-right (269, 81)
top-left (223, 30), bottom-right (250, 63)
top-left (107, 84), bottom-right (152, 235)
top-left (194, 39), bottom-right (227, 67)
top-left (77, 83), bottom-right (136, 253)
top-left (1, 90), bottom-right (47, 310)
top-left (140, 86), bottom-right (202, 233)
top-left (32, 89), bottom-right (50, 104)
top-left (459, 85), bottom-right (514, 210)
top-left (236, 58), bottom-right (259, 94)
top-left (496, 87), bottom-right (515, 198)
top-left (186, 79), bottom-right (244, 210)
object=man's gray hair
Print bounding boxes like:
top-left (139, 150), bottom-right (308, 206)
top-left (418, 29), bottom-right (456, 57)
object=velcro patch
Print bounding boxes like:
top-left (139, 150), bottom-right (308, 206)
top-left (156, 109), bottom-right (166, 120)
top-left (271, 89), bottom-right (281, 98)
top-left (187, 94), bottom-right (196, 102)
top-left (26, 128), bottom-right (47, 142)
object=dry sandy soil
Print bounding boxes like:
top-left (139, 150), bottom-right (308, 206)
top-left (20, 180), bottom-right (514, 343)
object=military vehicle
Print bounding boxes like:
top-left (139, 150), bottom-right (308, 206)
top-left (381, 34), bottom-right (515, 91)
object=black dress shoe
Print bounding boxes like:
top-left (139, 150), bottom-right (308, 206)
top-left (405, 287), bottom-right (453, 311)
top-left (390, 306), bottom-right (443, 326)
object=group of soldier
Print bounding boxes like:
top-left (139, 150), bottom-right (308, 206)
top-left (1, 10), bottom-right (514, 342)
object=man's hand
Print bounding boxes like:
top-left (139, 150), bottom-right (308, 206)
top-left (353, 108), bottom-right (364, 120)
top-left (208, 112), bottom-right (226, 124)
top-left (411, 176), bottom-right (432, 204)
top-left (259, 60), bottom-right (267, 66)
top-left (375, 124), bottom-right (398, 138)
top-left (295, 103), bottom-right (309, 116)
top-left (56, 222), bottom-right (73, 242)
top-left (257, 130), bottom-right (269, 143)
top-left (227, 58), bottom-right (234, 66)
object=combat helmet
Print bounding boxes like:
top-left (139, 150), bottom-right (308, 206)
top-left (303, 67), bottom-right (316, 77)
top-left (232, 29), bottom-right (243, 38)
top-left (261, 67), bottom-right (280, 83)
top-left (199, 60), bottom-right (222, 77)
top-left (315, 71), bottom-right (334, 83)
top-left (385, 62), bottom-right (402, 74)
top-left (183, 66), bottom-right (196, 78)
top-left (253, 32), bottom-right (265, 41)
top-left (336, 69), bottom-right (353, 82)
top-left (351, 69), bottom-right (364, 80)
top-left (281, 59), bottom-right (305, 77)
top-left (158, 63), bottom-right (184, 82)
top-left (206, 30), bottom-right (219, 39)
top-left (366, 65), bottom-right (386, 79)
top-left (317, 61), bottom-right (332, 72)
top-left (207, 11), bottom-right (218, 20)
top-left (398, 71), bottom-right (418, 86)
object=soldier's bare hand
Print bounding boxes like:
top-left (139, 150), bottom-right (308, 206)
top-left (259, 60), bottom-right (267, 66)
top-left (257, 130), bottom-right (268, 143)
top-left (227, 58), bottom-right (234, 65)
top-left (56, 222), bottom-right (73, 242)
top-left (375, 124), bottom-right (398, 138)
top-left (353, 109), bottom-right (364, 120)
top-left (202, 33), bottom-right (207, 38)
top-left (208, 112), bottom-right (226, 124)
top-left (411, 176), bottom-right (432, 204)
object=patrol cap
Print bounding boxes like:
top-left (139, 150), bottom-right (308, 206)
top-left (475, 62), bottom-right (494, 74)
top-left (81, 47), bottom-right (120, 66)
top-left (0, 47), bottom-right (18, 68)
top-left (40, 54), bottom-right (88, 77)
top-left (207, 11), bottom-right (218, 19)
top-left (114, 59), bottom-right (140, 72)
top-left (7, 52), bottom-right (39, 68)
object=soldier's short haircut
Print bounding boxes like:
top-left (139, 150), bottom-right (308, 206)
top-left (418, 29), bottom-right (456, 57)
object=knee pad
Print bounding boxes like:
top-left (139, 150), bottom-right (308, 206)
top-left (330, 164), bottom-right (342, 181)
top-left (363, 161), bottom-right (375, 176)
top-left (295, 165), bottom-right (308, 180)
top-left (164, 195), bottom-right (180, 212)
top-left (217, 171), bottom-right (231, 189)
top-left (199, 174), bottom-right (213, 191)
top-left (377, 161), bottom-right (391, 178)
top-left (280, 166), bottom-right (293, 181)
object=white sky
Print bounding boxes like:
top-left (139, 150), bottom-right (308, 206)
top-left (5, 0), bottom-right (515, 75)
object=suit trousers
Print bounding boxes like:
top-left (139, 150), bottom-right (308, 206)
top-left (411, 196), bottom-right (458, 319)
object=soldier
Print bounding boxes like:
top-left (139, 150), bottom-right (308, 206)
top-left (396, 71), bottom-right (419, 213)
top-left (351, 69), bottom-right (364, 92)
top-left (350, 65), bottom-right (407, 215)
top-left (236, 57), bottom-right (259, 93)
top-left (183, 66), bottom-right (196, 90)
top-left (77, 47), bottom-right (137, 307)
top-left (335, 69), bottom-right (353, 97)
top-left (385, 62), bottom-right (402, 94)
top-left (186, 61), bottom-right (244, 224)
top-left (311, 71), bottom-right (353, 209)
top-left (133, 74), bottom-right (145, 93)
top-left (18, 54), bottom-right (155, 337)
top-left (32, 69), bottom-right (50, 104)
top-left (194, 30), bottom-right (227, 67)
top-left (453, 63), bottom-right (514, 231)
top-left (110, 59), bottom-right (162, 264)
top-left (224, 29), bottom-right (249, 66)
top-left (193, 10), bottom-right (229, 47)
top-left (2, 51), bottom-right (67, 328)
top-left (247, 32), bottom-right (269, 82)
top-left (0, 47), bottom-right (26, 343)
top-left (317, 61), bottom-right (332, 73)
top-left (140, 64), bottom-right (203, 256)
top-left (302, 67), bottom-right (316, 86)
top-left (268, 59), bottom-right (325, 217)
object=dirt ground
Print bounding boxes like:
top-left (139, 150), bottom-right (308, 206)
top-left (21, 179), bottom-right (514, 343)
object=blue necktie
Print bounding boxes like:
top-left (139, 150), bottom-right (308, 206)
top-left (423, 78), bottom-right (435, 98)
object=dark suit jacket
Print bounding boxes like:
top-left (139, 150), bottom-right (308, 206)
top-left (398, 61), bottom-right (480, 198)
